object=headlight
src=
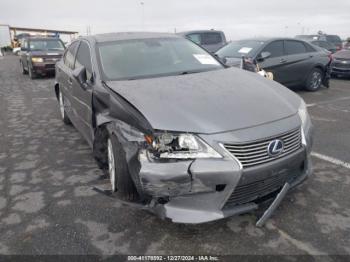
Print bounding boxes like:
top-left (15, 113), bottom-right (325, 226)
top-left (148, 133), bottom-right (222, 159)
top-left (298, 100), bottom-right (308, 127)
top-left (298, 100), bottom-right (310, 145)
top-left (31, 57), bottom-right (44, 63)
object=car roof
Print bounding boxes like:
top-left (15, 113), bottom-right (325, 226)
top-left (232, 37), bottom-right (305, 42)
top-left (26, 37), bottom-right (61, 41)
top-left (86, 32), bottom-right (180, 43)
top-left (177, 30), bottom-right (224, 35)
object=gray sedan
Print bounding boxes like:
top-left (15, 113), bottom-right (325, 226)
top-left (54, 32), bottom-right (313, 224)
top-left (216, 38), bottom-right (331, 91)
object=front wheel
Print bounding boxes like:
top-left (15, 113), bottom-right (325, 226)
top-left (305, 68), bottom-right (323, 92)
top-left (28, 65), bottom-right (37, 79)
top-left (20, 60), bottom-right (28, 74)
top-left (107, 135), bottom-right (138, 201)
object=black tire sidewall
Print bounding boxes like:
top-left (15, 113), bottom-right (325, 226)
top-left (29, 65), bottom-right (36, 79)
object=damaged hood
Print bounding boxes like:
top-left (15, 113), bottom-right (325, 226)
top-left (106, 68), bottom-right (301, 134)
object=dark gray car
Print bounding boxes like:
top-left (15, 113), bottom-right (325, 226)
top-left (216, 38), bottom-right (331, 91)
top-left (178, 30), bottom-right (227, 53)
top-left (19, 37), bottom-right (65, 79)
top-left (55, 32), bottom-right (313, 224)
top-left (331, 49), bottom-right (350, 78)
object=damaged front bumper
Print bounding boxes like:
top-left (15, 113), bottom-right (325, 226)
top-left (106, 114), bottom-right (313, 224)
top-left (140, 146), bottom-right (312, 224)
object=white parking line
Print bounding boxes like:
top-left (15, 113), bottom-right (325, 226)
top-left (311, 152), bottom-right (350, 169)
top-left (306, 96), bottom-right (350, 108)
top-left (306, 103), bottom-right (316, 107)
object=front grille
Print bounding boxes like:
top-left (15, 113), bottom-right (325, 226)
top-left (223, 128), bottom-right (301, 168)
top-left (43, 57), bottom-right (61, 62)
top-left (45, 64), bottom-right (55, 69)
top-left (225, 171), bottom-right (298, 206)
top-left (333, 62), bottom-right (350, 69)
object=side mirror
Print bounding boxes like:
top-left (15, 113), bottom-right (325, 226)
top-left (257, 51), bottom-right (271, 62)
top-left (73, 67), bottom-right (88, 87)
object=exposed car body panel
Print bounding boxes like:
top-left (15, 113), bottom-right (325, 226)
top-left (106, 67), bottom-right (300, 134)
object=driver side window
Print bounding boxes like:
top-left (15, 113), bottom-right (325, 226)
top-left (261, 41), bottom-right (284, 59)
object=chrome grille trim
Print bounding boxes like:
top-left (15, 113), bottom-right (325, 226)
top-left (223, 128), bottom-right (301, 168)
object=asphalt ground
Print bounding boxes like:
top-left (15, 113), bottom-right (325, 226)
top-left (0, 54), bottom-right (350, 257)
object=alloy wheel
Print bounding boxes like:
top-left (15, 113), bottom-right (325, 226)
top-left (108, 138), bottom-right (116, 192)
top-left (59, 91), bottom-right (65, 120)
top-left (310, 71), bottom-right (322, 90)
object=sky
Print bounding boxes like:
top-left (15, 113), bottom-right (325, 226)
top-left (1, 0), bottom-right (350, 41)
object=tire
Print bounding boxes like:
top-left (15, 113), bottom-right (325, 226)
top-left (58, 89), bottom-right (71, 125)
top-left (107, 134), bottom-right (138, 201)
top-left (28, 65), bottom-right (36, 79)
top-left (20, 60), bottom-right (28, 75)
top-left (305, 68), bottom-right (323, 92)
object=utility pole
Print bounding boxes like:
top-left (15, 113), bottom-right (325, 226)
top-left (140, 2), bottom-right (145, 30)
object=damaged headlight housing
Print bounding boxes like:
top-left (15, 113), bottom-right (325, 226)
top-left (148, 133), bottom-right (222, 159)
top-left (298, 100), bottom-right (311, 145)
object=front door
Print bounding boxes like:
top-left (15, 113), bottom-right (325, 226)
top-left (71, 40), bottom-right (94, 147)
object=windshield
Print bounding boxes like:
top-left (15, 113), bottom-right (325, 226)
top-left (29, 39), bottom-right (65, 51)
top-left (216, 40), bottom-right (265, 58)
top-left (98, 37), bottom-right (223, 80)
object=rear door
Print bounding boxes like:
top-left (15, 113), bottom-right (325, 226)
top-left (258, 40), bottom-right (286, 83)
top-left (70, 40), bottom-right (94, 146)
top-left (282, 40), bottom-right (314, 85)
top-left (58, 41), bottom-right (80, 124)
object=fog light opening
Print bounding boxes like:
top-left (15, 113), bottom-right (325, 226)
top-left (216, 184), bottom-right (226, 192)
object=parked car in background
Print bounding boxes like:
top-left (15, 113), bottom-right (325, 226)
top-left (178, 30), bottom-right (227, 53)
top-left (216, 38), bottom-right (331, 91)
top-left (331, 49), bottom-right (350, 78)
top-left (310, 40), bottom-right (337, 53)
top-left (343, 39), bottom-right (350, 50)
top-left (19, 36), bottom-right (65, 79)
top-left (13, 47), bottom-right (21, 55)
top-left (54, 32), bottom-right (313, 224)
top-left (296, 34), bottom-right (343, 51)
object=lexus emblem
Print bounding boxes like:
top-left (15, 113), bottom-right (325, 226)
top-left (267, 139), bottom-right (284, 157)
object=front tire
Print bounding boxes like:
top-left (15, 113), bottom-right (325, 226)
top-left (58, 89), bottom-right (71, 125)
top-left (28, 65), bottom-right (36, 79)
top-left (107, 135), bottom-right (138, 201)
top-left (305, 68), bottom-right (323, 92)
top-left (20, 60), bottom-right (28, 74)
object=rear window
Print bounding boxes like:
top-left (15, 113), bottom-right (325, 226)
top-left (285, 40), bottom-right (307, 55)
top-left (216, 40), bottom-right (265, 58)
top-left (201, 33), bottom-right (222, 45)
top-left (326, 35), bottom-right (342, 43)
top-left (187, 34), bottom-right (201, 45)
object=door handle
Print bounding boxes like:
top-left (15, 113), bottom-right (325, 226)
top-left (280, 58), bottom-right (287, 63)
top-left (68, 78), bottom-right (73, 85)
